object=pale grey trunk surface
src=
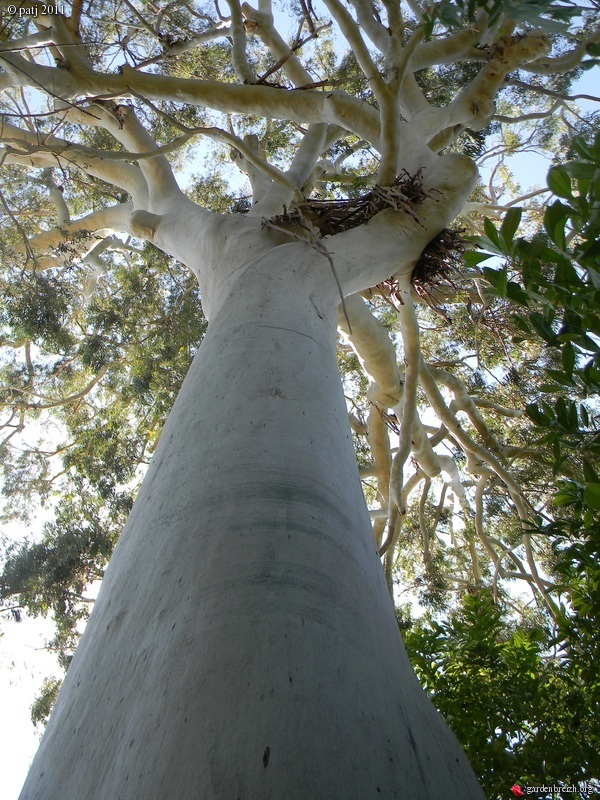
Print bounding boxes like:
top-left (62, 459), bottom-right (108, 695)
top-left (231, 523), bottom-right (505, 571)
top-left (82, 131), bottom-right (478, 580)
top-left (20, 243), bottom-right (484, 799)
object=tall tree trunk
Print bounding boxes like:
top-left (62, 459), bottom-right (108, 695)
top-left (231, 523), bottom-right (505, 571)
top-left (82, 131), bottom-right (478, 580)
top-left (20, 242), bottom-right (484, 799)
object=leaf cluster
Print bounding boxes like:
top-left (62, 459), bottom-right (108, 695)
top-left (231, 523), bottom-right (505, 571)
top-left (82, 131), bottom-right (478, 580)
top-left (468, 133), bottom-right (600, 788)
top-left (404, 590), bottom-right (600, 798)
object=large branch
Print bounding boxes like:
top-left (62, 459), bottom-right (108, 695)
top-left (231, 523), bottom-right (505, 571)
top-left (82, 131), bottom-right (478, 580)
top-left (15, 202), bottom-right (134, 269)
top-left (65, 101), bottom-right (286, 213)
top-left (339, 294), bottom-right (402, 405)
top-left (412, 33), bottom-right (552, 141)
top-left (389, 277), bottom-right (420, 515)
top-left (412, 27), bottom-right (483, 69)
top-left (0, 51), bottom-right (381, 146)
top-left (226, 0), bottom-right (255, 84)
top-left (242, 4), bottom-right (314, 87)
top-left (337, 295), bottom-right (400, 524)
top-left (525, 28), bottom-right (600, 74)
top-left (248, 122), bottom-right (331, 216)
top-left (0, 30), bottom-right (57, 54)
top-left (0, 119), bottom-right (147, 203)
top-left (2, 29), bottom-right (179, 209)
top-left (347, 0), bottom-right (390, 54)
top-left (321, 0), bottom-right (385, 94)
top-left (83, 102), bottom-right (182, 212)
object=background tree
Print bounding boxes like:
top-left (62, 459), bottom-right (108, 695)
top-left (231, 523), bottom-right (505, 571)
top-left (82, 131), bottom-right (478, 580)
top-left (419, 130), bottom-right (600, 798)
top-left (0, 1), bottom-right (598, 798)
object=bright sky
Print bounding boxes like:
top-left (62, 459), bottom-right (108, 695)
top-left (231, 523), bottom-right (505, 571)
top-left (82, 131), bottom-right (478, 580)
top-left (0, 613), bottom-right (59, 799)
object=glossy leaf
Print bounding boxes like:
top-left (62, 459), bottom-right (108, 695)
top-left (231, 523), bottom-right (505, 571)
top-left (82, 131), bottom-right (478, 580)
top-left (547, 166), bottom-right (573, 199)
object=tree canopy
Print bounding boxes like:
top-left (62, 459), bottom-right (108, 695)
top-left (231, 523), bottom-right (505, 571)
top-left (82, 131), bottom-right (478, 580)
top-left (0, 0), bottom-right (599, 796)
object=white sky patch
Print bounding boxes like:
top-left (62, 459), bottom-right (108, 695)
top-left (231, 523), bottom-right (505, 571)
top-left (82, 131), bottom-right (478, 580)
top-left (0, 614), bottom-right (60, 800)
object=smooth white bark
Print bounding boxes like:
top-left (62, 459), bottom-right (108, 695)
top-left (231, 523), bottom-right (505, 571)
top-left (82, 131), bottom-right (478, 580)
top-left (20, 242), bottom-right (484, 800)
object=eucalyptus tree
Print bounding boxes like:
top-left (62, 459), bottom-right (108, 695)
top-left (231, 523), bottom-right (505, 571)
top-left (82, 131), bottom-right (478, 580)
top-left (0, 1), bottom-right (598, 798)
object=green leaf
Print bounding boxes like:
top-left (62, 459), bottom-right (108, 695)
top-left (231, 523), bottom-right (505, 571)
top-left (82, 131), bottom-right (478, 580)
top-left (438, 1), bottom-right (463, 28)
top-left (583, 483), bottom-right (600, 510)
top-left (545, 368), bottom-right (575, 386)
top-left (510, 314), bottom-right (531, 334)
top-left (563, 161), bottom-right (597, 182)
top-left (483, 217), bottom-right (503, 250)
top-left (554, 259), bottom-right (581, 290)
top-left (496, 264), bottom-right (508, 297)
top-left (583, 459), bottom-right (599, 483)
top-left (506, 282), bottom-right (530, 306)
top-left (579, 403), bottom-right (590, 428)
top-left (528, 18), bottom-right (571, 34)
top-left (587, 266), bottom-right (600, 290)
top-left (482, 265), bottom-right (508, 296)
top-left (571, 135), bottom-right (595, 160)
top-left (580, 403), bottom-right (590, 427)
top-left (544, 202), bottom-right (570, 250)
top-left (486, 0), bottom-right (504, 27)
top-left (537, 245), bottom-right (569, 266)
top-left (529, 312), bottom-right (557, 344)
top-left (539, 383), bottom-right (563, 392)
top-left (581, 335), bottom-right (600, 354)
top-left (526, 403), bottom-right (551, 427)
top-left (578, 243), bottom-right (600, 268)
top-left (562, 343), bottom-right (575, 377)
top-left (422, 12), bottom-right (435, 38)
top-left (500, 207), bottom-right (522, 248)
top-left (554, 493), bottom-right (577, 507)
top-left (557, 326), bottom-right (583, 344)
top-left (555, 397), bottom-right (579, 431)
top-left (552, 436), bottom-right (562, 467)
top-left (547, 166), bottom-right (573, 199)
top-left (463, 250), bottom-right (493, 267)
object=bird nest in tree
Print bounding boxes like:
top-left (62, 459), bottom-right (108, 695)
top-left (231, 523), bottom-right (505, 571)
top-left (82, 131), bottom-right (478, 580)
top-left (266, 169), bottom-right (431, 236)
top-left (263, 173), bottom-right (466, 326)
top-left (412, 228), bottom-right (466, 289)
top-left (376, 229), bottom-right (467, 322)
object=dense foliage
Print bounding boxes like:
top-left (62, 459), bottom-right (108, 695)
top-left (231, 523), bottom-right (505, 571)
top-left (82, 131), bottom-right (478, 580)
top-left (404, 132), bottom-right (600, 798)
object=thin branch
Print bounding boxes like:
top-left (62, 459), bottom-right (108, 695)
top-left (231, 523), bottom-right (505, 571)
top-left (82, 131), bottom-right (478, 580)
top-left (255, 24), bottom-right (330, 86)
top-left (508, 77), bottom-right (600, 104)
top-left (0, 186), bottom-right (36, 263)
top-left (494, 99), bottom-right (563, 124)
top-left (4, 367), bottom-right (108, 411)
top-left (133, 25), bottom-right (230, 70)
top-left (226, 0), bottom-right (255, 83)
top-left (243, 3), bottom-right (318, 88)
top-left (389, 276), bottom-right (420, 515)
top-left (321, 0), bottom-right (385, 93)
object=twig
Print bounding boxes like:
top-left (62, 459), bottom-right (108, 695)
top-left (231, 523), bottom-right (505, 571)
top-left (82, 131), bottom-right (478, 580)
top-left (261, 218), bottom-right (351, 331)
